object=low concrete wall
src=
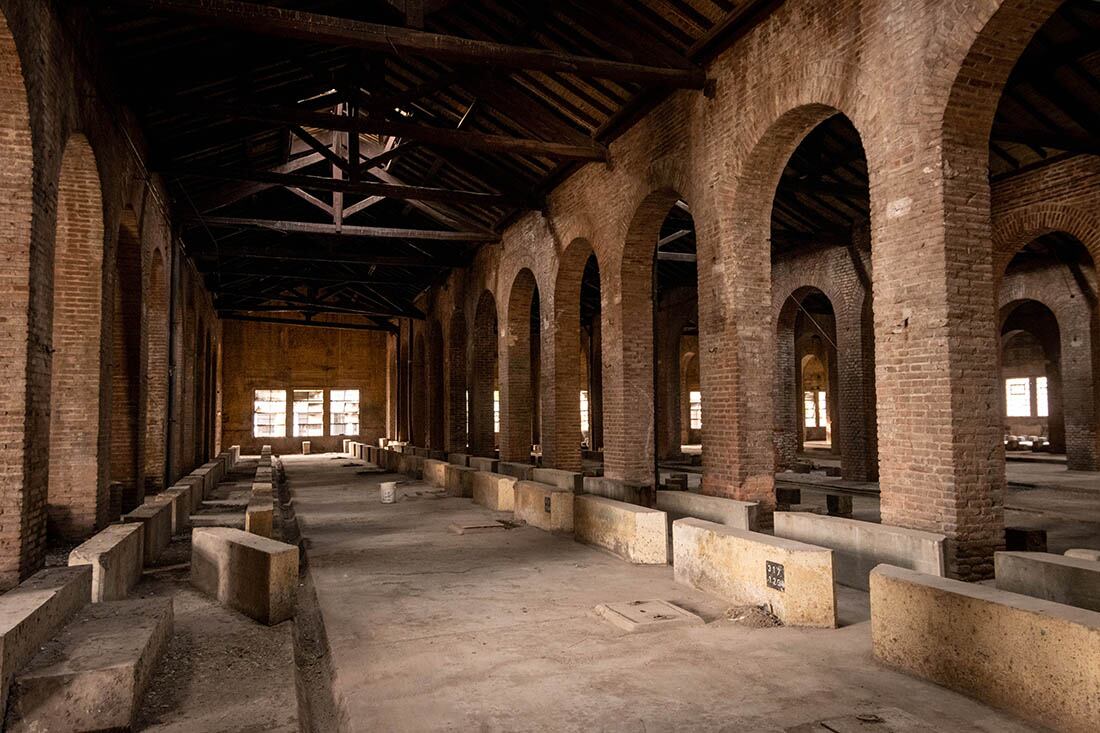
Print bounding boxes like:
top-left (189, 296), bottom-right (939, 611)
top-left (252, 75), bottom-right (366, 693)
top-left (245, 497), bottom-right (274, 539)
top-left (153, 487), bottom-right (191, 535)
top-left (1065, 548), bottom-right (1100, 562)
top-left (0, 566), bottom-right (91, 712)
top-left (447, 452), bottom-right (470, 467)
top-left (191, 527), bottom-right (298, 625)
top-left (497, 461), bottom-right (534, 481)
top-left (444, 464), bottom-right (476, 498)
top-left (468, 456), bottom-right (499, 473)
top-left (472, 472), bottom-right (517, 511)
top-left (673, 518), bottom-right (836, 627)
top-left (871, 564), bottom-right (1100, 733)
top-left (176, 476), bottom-right (205, 512)
top-left (583, 476), bottom-right (652, 505)
top-left (423, 459), bottom-right (448, 488)
top-left (774, 512), bottom-right (945, 591)
top-left (68, 524), bottom-right (144, 602)
top-left (995, 551), bottom-right (1100, 612)
top-left (123, 500), bottom-right (173, 565)
top-left (531, 468), bottom-right (583, 493)
top-left (514, 481), bottom-right (574, 533)
top-left (252, 481), bottom-right (273, 497)
top-left (575, 495), bottom-right (667, 564)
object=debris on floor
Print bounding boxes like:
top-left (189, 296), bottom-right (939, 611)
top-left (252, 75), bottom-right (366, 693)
top-left (786, 707), bottom-right (938, 732)
top-left (725, 604), bottom-right (783, 628)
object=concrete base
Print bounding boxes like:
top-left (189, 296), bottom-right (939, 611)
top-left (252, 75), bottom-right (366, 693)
top-left (0, 567), bottom-right (92, 712)
top-left (444, 464), bottom-right (476, 498)
top-left (191, 527), bottom-right (299, 625)
top-left (68, 523), bottom-right (144, 602)
top-left (531, 467), bottom-right (583, 493)
top-left (1065, 548), bottom-right (1100, 562)
top-left (423, 459), bottom-right (447, 488)
top-left (583, 476), bottom-right (654, 506)
top-left (467, 456), bottom-right (499, 473)
top-left (870, 564), bottom-right (1100, 733)
top-left (514, 481), bottom-right (574, 533)
top-left (774, 512), bottom-right (945, 591)
top-left (153, 487), bottom-right (191, 534)
top-left (673, 518), bottom-right (837, 628)
top-left (574, 495), bottom-right (668, 564)
top-left (994, 551), bottom-right (1100, 612)
top-left (471, 471), bottom-right (517, 511)
top-left (246, 497), bottom-right (275, 539)
top-left (594, 599), bottom-right (704, 633)
top-left (252, 481), bottom-right (273, 496)
top-left (5, 598), bottom-right (172, 733)
top-left (497, 461), bottom-right (534, 481)
top-left (176, 475), bottom-right (206, 512)
top-left (447, 452), bottom-right (470, 467)
top-left (656, 490), bottom-right (757, 530)
top-left (123, 499), bottom-right (173, 565)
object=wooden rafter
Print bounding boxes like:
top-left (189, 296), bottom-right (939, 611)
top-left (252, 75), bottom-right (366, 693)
top-left (189, 216), bottom-right (499, 241)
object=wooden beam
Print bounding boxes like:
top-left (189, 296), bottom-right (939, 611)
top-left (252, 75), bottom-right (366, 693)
top-left (656, 251), bottom-right (696, 263)
top-left (187, 150), bottom-right (326, 212)
top-left (117, 0), bottom-right (707, 88)
top-left (217, 313), bottom-right (401, 331)
top-left (190, 241), bottom-right (466, 268)
top-left (211, 103), bottom-right (609, 160)
top-left (214, 289), bottom-right (424, 318)
top-left (189, 216), bottom-right (499, 241)
top-left (991, 124), bottom-right (1100, 156)
top-left (175, 167), bottom-right (522, 206)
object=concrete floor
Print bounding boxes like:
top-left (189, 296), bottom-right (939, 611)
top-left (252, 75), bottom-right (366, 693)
top-left (285, 454), bottom-right (1045, 733)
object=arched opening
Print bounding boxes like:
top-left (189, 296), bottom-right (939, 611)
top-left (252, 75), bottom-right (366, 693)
top-left (1001, 307), bottom-right (1062, 458)
top-left (501, 269), bottom-right (540, 463)
top-left (429, 320), bottom-right (445, 451)
top-left (411, 332), bottom-right (427, 446)
top-left (470, 291), bottom-right (498, 457)
top-left (48, 133), bottom-right (107, 541)
top-left (447, 310), bottom-right (468, 451)
top-left (769, 114), bottom-right (877, 483)
top-left (580, 255), bottom-right (603, 467)
top-left (143, 249), bottom-right (169, 492)
top-left (109, 210), bottom-right (144, 516)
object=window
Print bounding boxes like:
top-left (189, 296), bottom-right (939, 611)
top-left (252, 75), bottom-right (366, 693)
top-left (493, 390), bottom-right (500, 433)
top-left (689, 390), bottom-right (702, 430)
top-left (580, 390), bottom-right (590, 433)
top-left (804, 390), bottom-right (828, 428)
top-left (293, 389), bottom-right (324, 437)
top-left (253, 390), bottom-right (286, 438)
top-left (1005, 378), bottom-right (1031, 417)
top-left (1036, 377), bottom-right (1049, 418)
top-left (330, 389), bottom-right (360, 436)
top-left (817, 391), bottom-right (828, 426)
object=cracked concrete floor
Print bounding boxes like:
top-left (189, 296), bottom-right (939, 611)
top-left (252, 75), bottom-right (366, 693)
top-left (284, 454), bottom-right (1043, 733)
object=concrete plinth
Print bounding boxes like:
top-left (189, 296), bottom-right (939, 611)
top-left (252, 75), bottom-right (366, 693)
top-left (252, 481), bottom-right (273, 496)
top-left (246, 497), bottom-right (275, 539)
top-left (497, 461), bottom-right (534, 481)
top-left (531, 467), bottom-right (584, 493)
top-left (472, 472), bottom-right (516, 511)
top-left (514, 481), bottom-right (574, 533)
top-left (5, 598), bottom-right (172, 733)
top-left (191, 527), bottom-right (298, 625)
top-left (447, 452), bottom-right (470, 467)
top-left (153, 487), bottom-right (191, 534)
top-left (672, 518), bottom-right (836, 627)
top-left (68, 524), bottom-right (144, 602)
top-left (574, 495), bottom-right (667, 564)
top-left (444, 464), bottom-right (476, 497)
top-left (1065, 548), bottom-right (1100, 562)
top-left (468, 456), bottom-right (499, 473)
top-left (423, 459), bottom-right (448, 488)
top-left (774, 512), bottom-right (945, 591)
top-left (994, 551), bottom-right (1100, 612)
top-left (0, 566), bottom-right (91, 712)
top-left (123, 499), bottom-right (173, 565)
top-left (176, 475), bottom-right (206, 512)
top-left (870, 564), bottom-right (1100, 733)
top-left (656, 490), bottom-right (757, 530)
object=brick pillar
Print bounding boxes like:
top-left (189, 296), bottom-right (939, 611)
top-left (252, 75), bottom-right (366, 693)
top-left (500, 271), bottom-right (538, 463)
top-left (110, 214), bottom-right (145, 514)
top-left (836, 300), bottom-right (875, 481)
top-left (428, 321), bottom-right (445, 451)
top-left (446, 311), bottom-right (468, 452)
top-left (470, 292), bottom-right (497, 457)
top-left (1059, 324), bottom-right (1097, 470)
top-left (142, 252), bottom-right (169, 492)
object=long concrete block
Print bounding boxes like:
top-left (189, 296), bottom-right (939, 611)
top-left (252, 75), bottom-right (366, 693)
top-left (514, 481), bottom-right (574, 533)
top-left (472, 472), bottom-right (517, 511)
top-left (176, 475), bottom-right (206, 512)
top-left (498, 461), bottom-right (534, 481)
top-left (531, 467), bottom-right (584, 493)
top-left (123, 500), bottom-right (173, 565)
top-left (444, 464), bottom-right (476, 498)
top-left (468, 456), bottom-right (499, 473)
top-left (0, 566), bottom-right (91, 712)
top-left (774, 512), bottom-right (945, 591)
top-left (583, 476), bottom-right (652, 505)
top-left (870, 564), bottom-right (1100, 733)
top-left (447, 452), bottom-right (470, 467)
top-left (657, 490), bottom-right (757, 533)
top-left (246, 497), bottom-right (275, 539)
top-left (995, 551), bottom-right (1100, 612)
top-left (423, 459), bottom-right (448, 488)
top-left (191, 527), bottom-right (298, 625)
top-left (575, 495), bottom-right (667, 564)
top-left (252, 481), bottom-right (273, 497)
top-left (1065, 548), bottom-right (1100, 562)
top-left (191, 466), bottom-right (215, 498)
top-left (5, 598), bottom-right (172, 733)
top-left (68, 524), bottom-right (144, 602)
top-left (673, 518), bottom-right (836, 627)
top-left (229, 445), bottom-right (240, 468)
top-left (152, 487), bottom-right (191, 535)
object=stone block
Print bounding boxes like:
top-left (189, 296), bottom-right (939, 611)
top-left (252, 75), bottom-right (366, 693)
top-left (994, 551), bottom-right (1100, 612)
top-left (673, 518), bottom-right (836, 627)
top-left (229, 445), bottom-right (240, 468)
top-left (342, 439), bottom-right (351, 455)
top-left (423, 459), bottom-right (448, 488)
top-left (177, 475), bottom-right (206, 512)
top-left (302, 440), bottom-right (311, 454)
top-left (870, 564), bottom-right (1100, 733)
top-left (68, 524), bottom-right (144, 602)
top-left (574, 495), bottom-right (668, 564)
top-left (444, 464), bottom-right (476, 497)
top-left (245, 497), bottom-right (275, 539)
top-left (656, 490), bottom-right (756, 530)
top-left (531, 467), bottom-right (584, 493)
top-left (447, 452), bottom-right (470, 467)
top-left (122, 500), bottom-right (173, 565)
top-left (152, 487), bottom-right (191, 534)
top-left (774, 512), bottom-right (945, 591)
top-left (0, 566), bottom-right (91, 712)
top-left (252, 481), bottom-right (273, 497)
top-left (5, 598), bottom-right (172, 733)
top-left (190, 527), bottom-right (298, 625)
top-left (468, 456), bottom-right (499, 473)
top-left (497, 461), bottom-right (534, 481)
top-left (1065, 548), bottom-right (1100, 562)
top-left (514, 481), bottom-right (574, 533)
top-left (583, 477), bottom-right (653, 505)
top-left (191, 466), bottom-right (215, 498)
top-left (472, 471), bottom-right (517, 511)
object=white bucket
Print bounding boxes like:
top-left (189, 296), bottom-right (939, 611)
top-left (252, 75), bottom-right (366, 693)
top-left (380, 481), bottom-right (398, 504)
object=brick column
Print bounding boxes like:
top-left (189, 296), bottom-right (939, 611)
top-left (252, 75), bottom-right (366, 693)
top-left (499, 272), bottom-right (538, 464)
top-left (446, 311), bottom-right (467, 452)
top-left (836, 300), bottom-right (876, 481)
top-left (470, 292), bottom-right (497, 457)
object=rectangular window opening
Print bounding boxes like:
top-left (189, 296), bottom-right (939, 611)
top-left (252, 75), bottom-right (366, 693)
top-left (1036, 376), bottom-right (1049, 418)
top-left (1006, 377), bottom-right (1031, 417)
top-left (293, 389), bottom-right (324, 437)
top-left (253, 389), bottom-right (286, 438)
top-left (330, 389), bottom-right (360, 436)
top-left (689, 390), bottom-right (702, 430)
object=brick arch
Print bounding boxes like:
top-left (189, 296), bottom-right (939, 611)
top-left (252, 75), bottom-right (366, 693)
top-left (47, 133), bottom-right (106, 541)
top-left (544, 238), bottom-right (596, 471)
top-left (500, 268), bottom-right (540, 463)
top-left (110, 208), bottom-right (144, 513)
top-left (143, 246), bottom-right (169, 490)
top-left (993, 206), bottom-right (1100, 283)
top-left (446, 309), bottom-right (467, 452)
top-left (428, 319), bottom-right (445, 451)
top-left (470, 290), bottom-right (498, 457)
